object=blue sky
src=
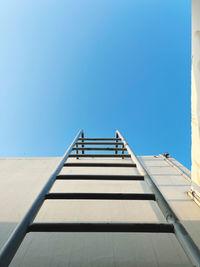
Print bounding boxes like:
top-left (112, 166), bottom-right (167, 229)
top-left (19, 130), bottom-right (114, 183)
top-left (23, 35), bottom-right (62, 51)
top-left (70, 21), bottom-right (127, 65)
top-left (0, 0), bottom-right (191, 168)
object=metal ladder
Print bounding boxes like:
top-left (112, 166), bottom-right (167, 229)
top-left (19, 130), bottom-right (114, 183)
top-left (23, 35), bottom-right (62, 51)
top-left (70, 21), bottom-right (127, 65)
top-left (0, 130), bottom-right (200, 266)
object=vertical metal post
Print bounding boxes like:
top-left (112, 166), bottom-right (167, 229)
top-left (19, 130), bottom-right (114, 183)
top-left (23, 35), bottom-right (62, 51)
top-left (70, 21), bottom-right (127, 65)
top-left (122, 144), bottom-right (125, 159)
top-left (76, 143), bottom-right (79, 159)
top-left (0, 130), bottom-right (83, 267)
top-left (81, 132), bottom-right (84, 154)
top-left (115, 133), bottom-right (119, 155)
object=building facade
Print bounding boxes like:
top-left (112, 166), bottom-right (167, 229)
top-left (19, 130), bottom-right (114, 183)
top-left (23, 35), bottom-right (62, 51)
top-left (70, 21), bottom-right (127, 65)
top-left (0, 131), bottom-right (199, 266)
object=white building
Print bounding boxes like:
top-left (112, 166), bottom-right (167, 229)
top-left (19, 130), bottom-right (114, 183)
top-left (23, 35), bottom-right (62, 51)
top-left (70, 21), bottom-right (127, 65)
top-left (0, 130), bottom-right (199, 266)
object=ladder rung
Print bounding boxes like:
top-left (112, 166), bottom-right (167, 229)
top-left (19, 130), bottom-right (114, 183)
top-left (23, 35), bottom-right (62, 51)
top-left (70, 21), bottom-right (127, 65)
top-left (76, 142), bottom-right (124, 145)
top-left (69, 154), bottom-right (131, 158)
top-left (28, 223), bottom-right (174, 233)
top-left (56, 174), bottom-right (144, 180)
top-left (78, 138), bottom-right (121, 141)
top-left (63, 162), bottom-right (136, 167)
top-left (45, 193), bottom-right (155, 200)
top-left (72, 147), bottom-right (127, 151)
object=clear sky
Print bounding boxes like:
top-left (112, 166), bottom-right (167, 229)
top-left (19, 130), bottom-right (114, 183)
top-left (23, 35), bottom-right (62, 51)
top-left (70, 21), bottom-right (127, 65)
top-left (0, 0), bottom-right (191, 168)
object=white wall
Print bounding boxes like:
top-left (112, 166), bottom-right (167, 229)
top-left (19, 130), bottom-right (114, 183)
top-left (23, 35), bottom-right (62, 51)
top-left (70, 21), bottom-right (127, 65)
top-left (191, 0), bottom-right (200, 191)
top-left (0, 157), bottom-right (192, 266)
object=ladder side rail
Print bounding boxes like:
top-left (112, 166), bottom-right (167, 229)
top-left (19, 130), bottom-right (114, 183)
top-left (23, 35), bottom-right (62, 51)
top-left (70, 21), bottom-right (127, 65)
top-left (0, 129), bottom-right (83, 267)
top-left (116, 130), bottom-right (200, 267)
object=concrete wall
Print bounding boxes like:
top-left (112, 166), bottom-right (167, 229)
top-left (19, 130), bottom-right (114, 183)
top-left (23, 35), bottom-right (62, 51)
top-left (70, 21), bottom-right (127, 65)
top-left (0, 156), bottom-right (196, 266)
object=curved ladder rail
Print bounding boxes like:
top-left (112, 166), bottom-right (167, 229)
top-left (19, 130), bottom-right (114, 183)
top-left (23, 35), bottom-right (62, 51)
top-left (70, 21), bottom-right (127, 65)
top-left (0, 130), bottom-right (83, 267)
top-left (116, 130), bottom-right (200, 267)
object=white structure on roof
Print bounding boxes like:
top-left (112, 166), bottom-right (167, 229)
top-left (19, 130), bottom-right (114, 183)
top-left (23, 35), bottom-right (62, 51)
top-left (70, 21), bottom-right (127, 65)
top-left (0, 130), bottom-right (199, 266)
top-left (191, 0), bottom-right (200, 193)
